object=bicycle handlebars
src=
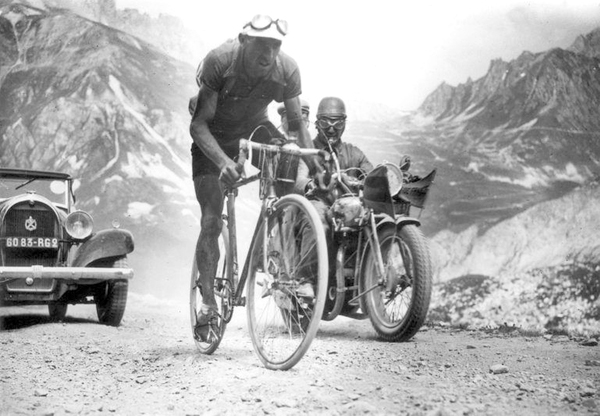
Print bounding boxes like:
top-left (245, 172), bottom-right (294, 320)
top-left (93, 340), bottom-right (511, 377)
top-left (227, 139), bottom-right (330, 190)
top-left (237, 139), bottom-right (329, 162)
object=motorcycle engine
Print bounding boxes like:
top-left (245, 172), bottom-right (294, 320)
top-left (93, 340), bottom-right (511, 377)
top-left (329, 196), bottom-right (366, 229)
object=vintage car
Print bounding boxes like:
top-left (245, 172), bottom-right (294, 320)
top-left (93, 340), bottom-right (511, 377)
top-left (0, 168), bottom-right (134, 326)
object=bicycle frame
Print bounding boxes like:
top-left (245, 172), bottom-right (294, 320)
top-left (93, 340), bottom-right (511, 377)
top-left (221, 139), bottom-right (327, 312)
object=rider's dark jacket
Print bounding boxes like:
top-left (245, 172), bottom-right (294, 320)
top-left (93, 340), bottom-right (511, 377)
top-left (294, 133), bottom-right (373, 197)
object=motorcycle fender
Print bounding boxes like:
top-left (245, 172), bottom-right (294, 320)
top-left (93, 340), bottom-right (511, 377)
top-left (357, 216), bottom-right (421, 312)
top-left (393, 216), bottom-right (421, 228)
top-left (71, 229), bottom-right (135, 267)
top-left (374, 215), bottom-right (421, 229)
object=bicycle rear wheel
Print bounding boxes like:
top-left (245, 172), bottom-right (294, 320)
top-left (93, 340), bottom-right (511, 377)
top-left (246, 194), bottom-right (328, 370)
top-left (190, 228), bottom-right (230, 354)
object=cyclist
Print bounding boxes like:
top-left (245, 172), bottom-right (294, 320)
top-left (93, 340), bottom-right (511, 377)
top-left (294, 96), bottom-right (373, 297)
top-left (189, 15), bottom-right (320, 342)
top-left (277, 99), bottom-right (311, 137)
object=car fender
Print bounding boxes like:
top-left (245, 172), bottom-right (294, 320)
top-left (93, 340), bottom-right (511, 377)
top-left (71, 229), bottom-right (135, 267)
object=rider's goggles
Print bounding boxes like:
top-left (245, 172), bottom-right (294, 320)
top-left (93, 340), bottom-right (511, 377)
top-left (316, 118), bottom-right (346, 131)
top-left (244, 15), bottom-right (289, 36)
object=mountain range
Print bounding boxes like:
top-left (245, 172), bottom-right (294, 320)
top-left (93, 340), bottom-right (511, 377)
top-left (0, 0), bottom-right (598, 332)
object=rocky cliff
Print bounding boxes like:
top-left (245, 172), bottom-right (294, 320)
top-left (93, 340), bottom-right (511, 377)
top-left (0, 0), bottom-right (205, 65)
top-left (412, 28), bottom-right (600, 333)
top-left (0, 2), bottom-right (198, 297)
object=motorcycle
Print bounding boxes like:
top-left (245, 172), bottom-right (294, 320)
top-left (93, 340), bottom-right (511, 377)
top-left (314, 153), bottom-right (436, 341)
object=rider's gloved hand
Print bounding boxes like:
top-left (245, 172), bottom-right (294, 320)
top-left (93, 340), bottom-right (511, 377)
top-left (313, 170), bottom-right (331, 191)
top-left (269, 137), bottom-right (286, 146)
top-left (304, 179), bottom-right (316, 194)
top-left (304, 170), bottom-right (330, 195)
top-left (219, 160), bottom-right (243, 187)
top-left (340, 172), bottom-right (362, 189)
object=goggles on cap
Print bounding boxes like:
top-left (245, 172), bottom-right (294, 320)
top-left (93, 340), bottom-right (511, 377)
top-left (244, 15), bottom-right (288, 36)
top-left (316, 118), bottom-right (345, 131)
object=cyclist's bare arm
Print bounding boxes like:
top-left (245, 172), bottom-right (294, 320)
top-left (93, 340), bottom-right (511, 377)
top-left (294, 159), bottom-right (311, 194)
top-left (190, 84), bottom-right (240, 185)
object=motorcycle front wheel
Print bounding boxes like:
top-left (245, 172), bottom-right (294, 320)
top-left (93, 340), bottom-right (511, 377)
top-left (246, 194), bottom-right (328, 370)
top-left (362, 224), bottom-right (432, 342)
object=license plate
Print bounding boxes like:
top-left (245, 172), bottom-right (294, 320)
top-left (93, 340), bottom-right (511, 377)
top-left (5, 237), bottom-right (59, 249)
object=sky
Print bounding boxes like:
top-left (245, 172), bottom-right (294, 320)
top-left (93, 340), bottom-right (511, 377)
top-left (115, 0), bottom-right (600, 111)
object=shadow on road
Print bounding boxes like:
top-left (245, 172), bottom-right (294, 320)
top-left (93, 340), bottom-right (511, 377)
top-left (317, 319), bottom-right (380, 342)
top-left (0, 314), bottom-right (96, 331)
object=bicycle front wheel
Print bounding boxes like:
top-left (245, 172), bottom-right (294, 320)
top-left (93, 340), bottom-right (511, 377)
top-left (246, 194), bottom-right (328, 370)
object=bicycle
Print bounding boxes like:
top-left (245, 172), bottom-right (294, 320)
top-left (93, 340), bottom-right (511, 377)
top-left (189, 136), bottom-right (330, 370)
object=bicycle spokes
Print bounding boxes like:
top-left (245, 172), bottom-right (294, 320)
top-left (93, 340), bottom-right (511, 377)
top-left (246, 195), bottom-right (328, 370)
top-left (378, 237), bottom-right (413, 320)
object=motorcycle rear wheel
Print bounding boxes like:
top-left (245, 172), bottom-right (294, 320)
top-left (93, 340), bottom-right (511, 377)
top-left (362, 224), bottom-right (432, 341)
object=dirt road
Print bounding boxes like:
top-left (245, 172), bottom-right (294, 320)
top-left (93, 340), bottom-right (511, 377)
top-left (1, 294), bottom-right (598, 416)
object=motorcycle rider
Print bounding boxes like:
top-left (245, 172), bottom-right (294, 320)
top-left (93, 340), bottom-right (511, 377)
top-left (296, 96), bottom-right (373, 197)
top-left (294, 96), bottom-right (373, 297)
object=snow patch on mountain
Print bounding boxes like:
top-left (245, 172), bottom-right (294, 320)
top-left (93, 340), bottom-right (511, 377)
top-left (127, 201), bottom-right (155, 221)
top-left (121, 151), bottom-right (182, 186)
top-left (108, 75), bottom-right (189, 174)
top-left (105, 175), bottom-right (123, 184)
top-left (449, 105), bottom-right (485, 123)
top-left (464, 162), bottom-right (585, 188)
top-left (519, 118), bottom-right (538, 129)
top-left (66, 155), bottom-right (85, 171)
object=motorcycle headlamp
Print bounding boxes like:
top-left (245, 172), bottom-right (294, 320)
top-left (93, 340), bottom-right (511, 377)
top-left (384, 163), bottom-right (403, 199)
top-left (65, 210), bottom-right (94, 240)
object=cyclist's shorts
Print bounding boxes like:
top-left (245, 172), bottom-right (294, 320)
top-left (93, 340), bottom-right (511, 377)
top-left (191, 122), bottom-right (284, 178)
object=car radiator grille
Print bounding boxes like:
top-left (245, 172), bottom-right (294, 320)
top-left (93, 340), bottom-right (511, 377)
top-left (2, 203), bottom-right (60, 267)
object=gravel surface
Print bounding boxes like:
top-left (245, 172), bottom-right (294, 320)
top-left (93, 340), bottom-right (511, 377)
top-left (1, 293), bottom-right (599, 416)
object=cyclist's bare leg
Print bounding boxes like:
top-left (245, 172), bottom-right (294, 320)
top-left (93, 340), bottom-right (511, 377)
top-left (194, 175), bottom-right (224, 310)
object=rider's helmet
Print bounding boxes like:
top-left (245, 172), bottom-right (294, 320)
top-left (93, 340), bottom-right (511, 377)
top-left (315, 96), bottom-right (347, 146)
top-left (316, 97), bottom-right (346, 118)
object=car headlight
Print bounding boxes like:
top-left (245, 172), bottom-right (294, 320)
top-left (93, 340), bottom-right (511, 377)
top-left (65, 210), bottom-right (94, 239)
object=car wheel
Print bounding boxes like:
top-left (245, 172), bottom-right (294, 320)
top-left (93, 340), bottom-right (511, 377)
top-left (48, 302), bottom-right (68, 322)
top-left (93, 256), bottom-right (129, 327)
